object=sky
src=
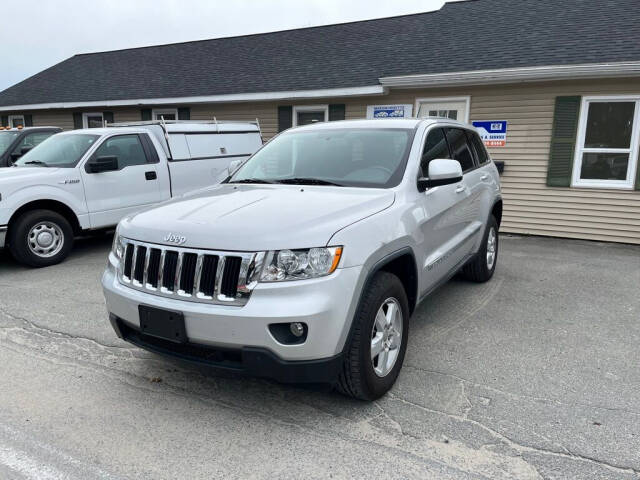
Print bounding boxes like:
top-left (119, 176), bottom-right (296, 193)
top-left (0, 0), bottom-right (460, 92)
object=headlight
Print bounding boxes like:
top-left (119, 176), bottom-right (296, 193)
top-left (112, 228), bottom-right (124, 261)
top-left (260, 246), bottom-right (343, 282)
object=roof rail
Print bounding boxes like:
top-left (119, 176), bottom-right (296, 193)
top-left (107, 119), bottom-right (261, 128)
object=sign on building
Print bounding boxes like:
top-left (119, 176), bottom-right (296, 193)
top-left (366, 104), bottom-right (413, 119)
top-left (472, 120), bottom-right (508, 147)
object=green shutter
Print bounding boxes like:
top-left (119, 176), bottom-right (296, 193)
top-left (329, 104), bottom-right (346, 121)
top-left (141, 109), bottom-right (152, 121)
top-left (177, 107), bottom-right (190, 120)
top-left (103, 111), bottom-right (114, 125)
top-left (546, 96), bottom-right (581, 187)
top-left (24, 114), bottom-right (33, 127)
top-left (1, 115), bottom-right (7, 127)
top-left (278, 106), bottom-right (292, 132)
top-left (73, 112), bottom-right (83, 129)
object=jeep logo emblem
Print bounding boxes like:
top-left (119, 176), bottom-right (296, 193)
top-left (164, 233), bottom-right (187, 245)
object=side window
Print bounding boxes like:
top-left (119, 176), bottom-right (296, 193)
top-left (93, 134), bottom-right (148, 169)
top-left (13, 132), bottom-right (53, 153)
top-left (445, 128), bottom-right (476, 172)
top-left (420, 128), bottom-right (450, 177)
top-left (467, 131), bottom-right (489, 165)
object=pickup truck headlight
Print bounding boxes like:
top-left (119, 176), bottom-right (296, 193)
top-left (260, 246), bottom-right (343, 282)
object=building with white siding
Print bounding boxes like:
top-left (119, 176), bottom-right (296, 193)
top-left (1, 0), bottom-right (639, 243)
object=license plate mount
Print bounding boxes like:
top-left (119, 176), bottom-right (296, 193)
top-left (138, 305), bottom-right (187, 344)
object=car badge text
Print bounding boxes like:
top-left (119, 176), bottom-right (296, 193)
top-left (164, 233), bottom-right (187, 245)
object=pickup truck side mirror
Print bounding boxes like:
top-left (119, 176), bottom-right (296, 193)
top-left (227, 158), bottom-right (243, 176)
top-left (10, 146), bottom-right (33, 160)
top-left (417, 159), bottom-right (463, 191)
top-left (87, 155), bottom-right (119, 173)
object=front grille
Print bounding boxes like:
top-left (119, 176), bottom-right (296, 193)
top-left (119, 238), bottom-right (263, 306)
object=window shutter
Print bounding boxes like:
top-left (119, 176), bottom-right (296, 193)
top-left (177, 107), bottom-right (190, 120)
top-left (278, 106), bottom-right (292, 132)
top-left (103, 111), bottom-right (114, 125)
top-left (1, 115), bottom-right (7, 127)
top-left (546, 96), bottom-right (581, 187)
top-left (329, 104), bottom-right (346, 121)
top-left (24, 114), bottom-right (33, 127)
top-left (141, 109), bottom-right (152, 121)
top-left (73, 112), bottom-right (83, 129)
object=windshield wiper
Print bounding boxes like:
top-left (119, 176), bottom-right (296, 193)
top-left (229, 178), bottom-right (275, 184)
top-left (23, 160), bottom-right (48, 167)
top-left (275, 178), bottom-right (344, 186)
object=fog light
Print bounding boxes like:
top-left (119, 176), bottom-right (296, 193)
top-left (290, 322), bottom-right (305, 337)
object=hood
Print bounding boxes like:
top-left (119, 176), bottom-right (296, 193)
top-left (0, 166), bottom-right (62, 182)
top-left (119, 184), bottom-right (395, 251)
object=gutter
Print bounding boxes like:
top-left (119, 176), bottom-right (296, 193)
top-left (0, 85), bottom-right (387, 112)
top-left (379, 61), bottom-right (640, 88)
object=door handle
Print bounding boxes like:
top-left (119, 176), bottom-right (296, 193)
top-left (455, 184), bottom-right (466, 193)
top-left (145, 171), bottom-right (157, 181)
top-left (480, 174), bottom-right (489, 181)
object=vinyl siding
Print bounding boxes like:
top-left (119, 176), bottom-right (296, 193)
top-left (13, 78), bottom-right (640, 244)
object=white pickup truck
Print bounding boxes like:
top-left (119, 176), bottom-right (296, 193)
top-left (0, 121), bottom-right (262, 267)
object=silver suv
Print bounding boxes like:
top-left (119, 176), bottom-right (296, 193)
top-left (102, 118), bottom-right (502, 400)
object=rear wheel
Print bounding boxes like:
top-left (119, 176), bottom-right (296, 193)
top-left (337, 271), bottom-right (409, 400)
top-left (8, 210), bottom-right (74, 267)
top-left (461, 214), bottom-right (499, 282)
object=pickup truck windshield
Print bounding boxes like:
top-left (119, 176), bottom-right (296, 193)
top-left (0, 131), bottom-right (20, 155)
top-left (14, 134), bottom-right (99, 168)
top-left (230, 128), bottom-right (414, 188)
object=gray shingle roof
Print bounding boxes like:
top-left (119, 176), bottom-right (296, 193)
top-left (1, 0), bottom-right (640, 107)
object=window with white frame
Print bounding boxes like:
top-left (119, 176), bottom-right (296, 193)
top-left (8, 115), bottom-right (25, 128)
top-left (292, 105), bottom-right (328, 127)
top-left (572, 96), bottom-right (640, 189)
top-left (83, 112), bottom-right (104, 129)
top-left (152, 108), bottom-right (178, 121)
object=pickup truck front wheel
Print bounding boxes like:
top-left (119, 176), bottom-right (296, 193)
top-left (337, 271), bottom-right (409, 400)
top-left (9, 210), bottom-right (74, 267)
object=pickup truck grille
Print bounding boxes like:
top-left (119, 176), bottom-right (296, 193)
top-left (118, 238), bottom-right (264, 306)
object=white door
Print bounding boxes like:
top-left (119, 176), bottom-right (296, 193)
top-left (80, 134), bottom-right (166, 228)
top-left (416, 97), bottom-right (469, 122)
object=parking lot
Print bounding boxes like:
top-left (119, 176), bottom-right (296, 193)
top-left (0, 234), bottom-right (638, 479)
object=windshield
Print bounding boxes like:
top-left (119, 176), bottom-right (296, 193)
top-left (0, 131), bottom-right (19, 156)
top-left (14, 133), bottom-right (99, 168)
top-left (230, 128), bottom-right (415, 188)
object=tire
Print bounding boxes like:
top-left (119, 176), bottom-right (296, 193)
top-left (337, 271), bottom-right (410, 400)
top-left (461, 214), bottom-right (499, 283)
top-left (8, 209), bottom-right (74, 268)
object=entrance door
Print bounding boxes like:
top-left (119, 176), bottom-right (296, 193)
top-left (416, 97), bottom-right (469, 122)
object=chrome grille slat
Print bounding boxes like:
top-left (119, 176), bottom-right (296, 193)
top-left (118, 238), bottom-right (257, 306)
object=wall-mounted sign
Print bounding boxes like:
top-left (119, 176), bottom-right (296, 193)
top-left (366, 104), bottom-right (413, 119)
top-left (472, 120), bottom-right (508, 147)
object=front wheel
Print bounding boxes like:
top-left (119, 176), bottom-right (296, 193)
top-left (337, 271), bottom-right (410, 400)
top-left (8, 210), bottom-right (74, 267)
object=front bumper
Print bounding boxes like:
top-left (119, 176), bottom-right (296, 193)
top-left (0, 225), bottom-right (7, 248)
top-left (102, 252), bottom-right (364, 378)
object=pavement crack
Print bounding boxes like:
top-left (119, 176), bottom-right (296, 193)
top-left (404, 364), bottom-right (640, 418)
top-left (388, 392), bottom-right (640, 476)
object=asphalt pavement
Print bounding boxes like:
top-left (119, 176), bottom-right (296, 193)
top-left (0, 234), bottom-right (639, 479)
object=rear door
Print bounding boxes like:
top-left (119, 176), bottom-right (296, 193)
top-left (80, 133), bottom-right (166, 228)
top-left (167, 131), bottom-right (262, 196)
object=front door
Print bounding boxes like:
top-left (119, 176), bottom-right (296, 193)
top-left (416, 98), bottom-right (469, 122)
top-left (80, 134), bottom-right (164, 228)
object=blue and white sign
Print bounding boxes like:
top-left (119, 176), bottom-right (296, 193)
top-left (472, 120), bottom-right (508, 147)
top-left (367, 104), bottom-right (413, 119)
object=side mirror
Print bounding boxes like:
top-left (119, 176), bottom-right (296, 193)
top-left (10, 146), bottom-right (32, 160)
top-left (21, 146), bottom-right (33, 155)
top-left (227, 158), bottom-right (243, 176)
top-left (87, 155), bottom-right (119, 173)
top-left (417, 159), bottom-right (463, 191)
